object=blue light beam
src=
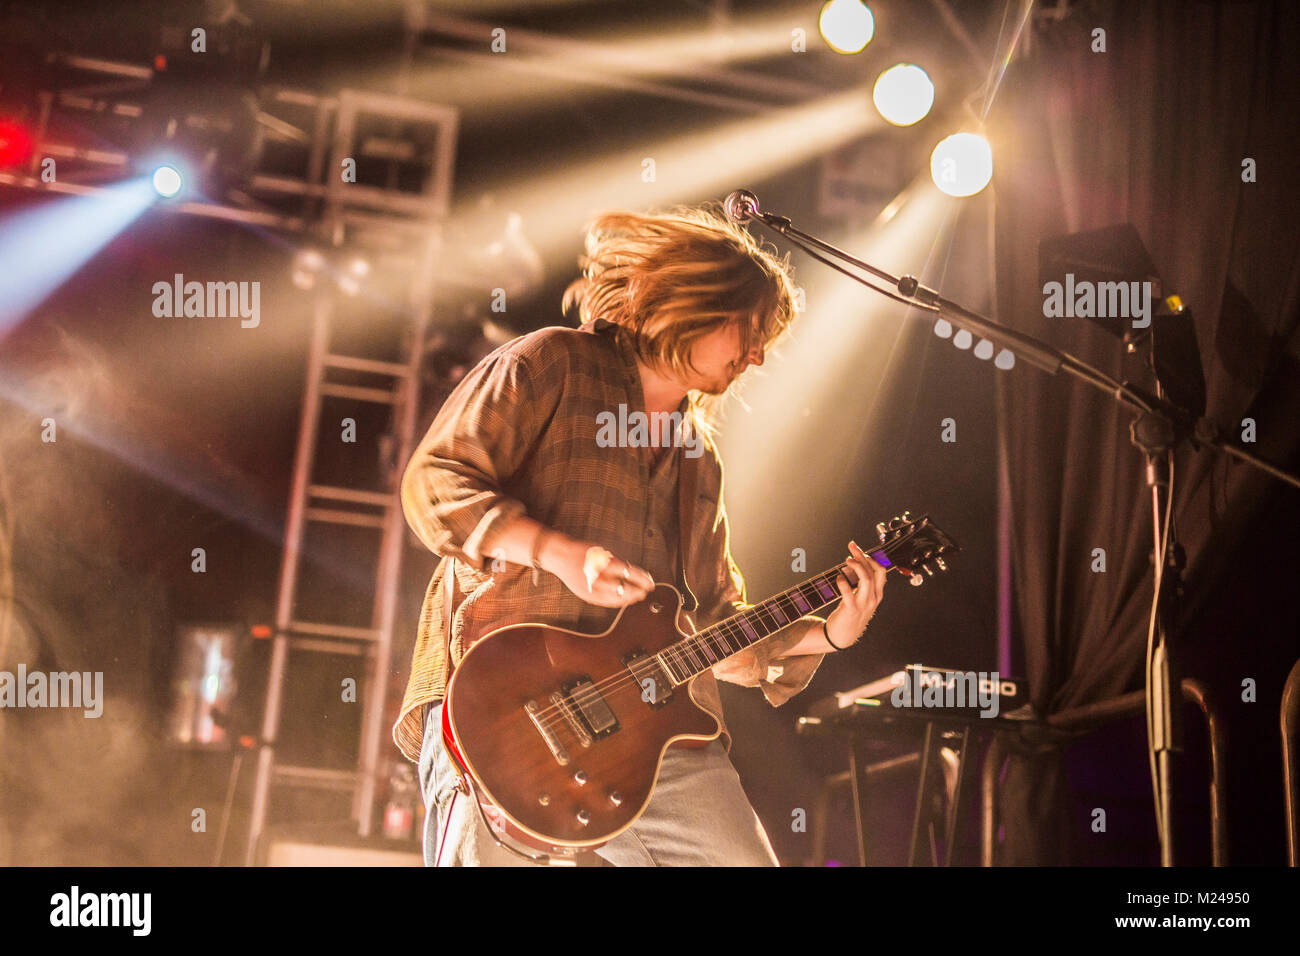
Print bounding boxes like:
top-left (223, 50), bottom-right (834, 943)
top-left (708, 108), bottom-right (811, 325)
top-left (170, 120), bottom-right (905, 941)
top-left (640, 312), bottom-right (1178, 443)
top-left (0, 177), bottom-right (157, 339)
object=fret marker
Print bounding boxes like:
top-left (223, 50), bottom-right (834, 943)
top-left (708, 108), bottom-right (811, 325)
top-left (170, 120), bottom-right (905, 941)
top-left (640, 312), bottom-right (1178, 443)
top-left (792, 592), bottom-right (811, 613)
top-left (740, 620), bottom-right (758, 641)
top-left (816, 579), bottom-right (836, 600)
top-left (770, 604), bottom-right (788, 625)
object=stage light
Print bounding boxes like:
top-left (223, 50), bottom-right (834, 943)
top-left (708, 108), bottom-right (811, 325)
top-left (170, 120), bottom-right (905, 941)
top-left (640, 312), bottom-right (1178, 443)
top-left (291, 248), bottom-right (325, 290)
top-left (995, 349), bottom-right (1016, 370)
top-left (0, 119), bottom-right (34, 168)
top-left (974, 338), bottom-right (994, 360)
top-left (151, 164), bottom-right (183, 198)
top-left (346, 256), bottom-right (370, 278)
top-left (930, 133), bottom-right (993, 197)
top-left (953, 328), bottom-right (972, 349)
top-left (933, 318), bottom-right (953, 338)
top-left (873, 64), bottom-right (934, 126)
top-left (0, 178), bottom-right (156, 337)
top-left (820, 0), bottom-right (874, 54)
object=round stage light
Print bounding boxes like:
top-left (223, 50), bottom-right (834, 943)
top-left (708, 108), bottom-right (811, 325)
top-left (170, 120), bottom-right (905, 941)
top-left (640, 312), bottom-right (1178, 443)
top-left (873, 64), bottom-right (934, 126)
top-left (930, 133), bottom-right (993, 197)
top-left (820, 0), bottom-right (874, 54)
top-left (152, 165), bottom-right (183, 198)
top-left (291, 248), bottom-right (326, 290)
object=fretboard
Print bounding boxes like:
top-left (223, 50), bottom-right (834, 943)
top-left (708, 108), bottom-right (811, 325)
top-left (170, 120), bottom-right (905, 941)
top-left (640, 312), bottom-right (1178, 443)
top-left (657, 560), bottom-right (856, 684)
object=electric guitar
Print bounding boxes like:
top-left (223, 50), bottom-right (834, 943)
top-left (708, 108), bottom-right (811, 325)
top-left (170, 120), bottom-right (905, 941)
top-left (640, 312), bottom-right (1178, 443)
top-left (440, 512), bottom-right (958, 861)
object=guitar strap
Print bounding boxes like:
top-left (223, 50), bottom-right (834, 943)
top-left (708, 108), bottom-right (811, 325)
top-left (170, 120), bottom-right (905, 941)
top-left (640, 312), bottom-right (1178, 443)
top-left (675, 420), bottom-right (700, 617)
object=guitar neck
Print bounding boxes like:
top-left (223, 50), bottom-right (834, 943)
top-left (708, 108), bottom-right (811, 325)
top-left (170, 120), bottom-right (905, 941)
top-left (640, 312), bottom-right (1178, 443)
top-left (658, 558), bottom-right (857, 684)
top-left (652, 517), bottom-right (954, 684)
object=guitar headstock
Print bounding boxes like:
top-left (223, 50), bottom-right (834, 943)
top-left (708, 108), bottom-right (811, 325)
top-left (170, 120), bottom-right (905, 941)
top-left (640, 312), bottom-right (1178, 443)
top-left (867, 512), bottom-right (959, 587)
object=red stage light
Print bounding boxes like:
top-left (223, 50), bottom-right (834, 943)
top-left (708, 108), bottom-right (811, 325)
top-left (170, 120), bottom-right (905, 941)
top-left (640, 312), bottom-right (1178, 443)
top-left (0, 119), bottom-right (34, 168)
top-left (154, 54), bottom-right (167, 71)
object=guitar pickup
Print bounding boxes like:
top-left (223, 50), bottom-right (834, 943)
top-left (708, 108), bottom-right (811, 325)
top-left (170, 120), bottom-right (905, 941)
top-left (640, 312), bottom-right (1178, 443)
top-left (560, 676), bottom-right (620, 740)
top-left (624, 651), bottom-right (674, 708)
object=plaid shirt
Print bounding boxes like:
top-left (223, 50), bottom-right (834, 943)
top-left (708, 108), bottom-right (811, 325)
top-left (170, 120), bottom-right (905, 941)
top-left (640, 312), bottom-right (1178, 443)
top-left (392, 318), bottom-right (826, 763)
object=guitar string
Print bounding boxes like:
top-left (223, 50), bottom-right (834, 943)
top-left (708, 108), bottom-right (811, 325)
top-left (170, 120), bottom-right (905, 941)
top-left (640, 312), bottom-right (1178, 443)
top-left (520, 527), bottom-right (932, 732)
top-left (524, 531), bottom-right (931, 733)
top-left (522, 561), bottom-right (857, 733)
top-left (522, 561), bottom-right (854, 733)
top-left (527, 540), bottom-right (931, 735)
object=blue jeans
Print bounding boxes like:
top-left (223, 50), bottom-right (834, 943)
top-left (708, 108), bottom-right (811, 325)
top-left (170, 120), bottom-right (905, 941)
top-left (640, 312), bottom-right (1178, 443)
top-left (418, 702), bottom-right (779, 866)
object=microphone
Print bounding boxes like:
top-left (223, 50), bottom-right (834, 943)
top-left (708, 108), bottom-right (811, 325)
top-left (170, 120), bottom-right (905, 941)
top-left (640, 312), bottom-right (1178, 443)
top-left (723, 189), bottom-right (759, 223)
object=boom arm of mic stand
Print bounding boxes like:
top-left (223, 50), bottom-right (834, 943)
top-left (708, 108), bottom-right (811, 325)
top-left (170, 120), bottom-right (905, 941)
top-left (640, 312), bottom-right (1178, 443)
top-left (744, 202), bottom-right (1300, 489)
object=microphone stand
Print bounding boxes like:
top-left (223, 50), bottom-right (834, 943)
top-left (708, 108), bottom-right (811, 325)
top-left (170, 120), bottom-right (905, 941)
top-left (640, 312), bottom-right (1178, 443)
top-left (724, 189), bottom-right (1300, 866)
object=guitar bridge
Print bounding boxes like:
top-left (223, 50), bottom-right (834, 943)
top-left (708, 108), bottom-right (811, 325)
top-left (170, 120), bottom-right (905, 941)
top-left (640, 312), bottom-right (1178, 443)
top-left (525, 700), bottom-right (570, 766)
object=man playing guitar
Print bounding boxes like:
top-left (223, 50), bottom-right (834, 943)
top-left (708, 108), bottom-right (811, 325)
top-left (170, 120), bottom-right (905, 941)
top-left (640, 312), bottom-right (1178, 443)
top-left (392, 203), bottom-right (887, 866)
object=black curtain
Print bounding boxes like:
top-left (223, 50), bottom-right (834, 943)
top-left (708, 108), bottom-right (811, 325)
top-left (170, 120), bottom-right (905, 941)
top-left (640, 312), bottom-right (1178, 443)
top-left (991, 0), bottom-right (1300, 863)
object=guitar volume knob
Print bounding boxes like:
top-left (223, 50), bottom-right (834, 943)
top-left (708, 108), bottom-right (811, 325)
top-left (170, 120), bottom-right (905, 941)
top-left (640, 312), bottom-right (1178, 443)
top-left (573, 770), bottom-right (588, 785)
top-left (576, 809), bottom-right (590, 826)
top-left (608, 790), bottom-right (623, 806)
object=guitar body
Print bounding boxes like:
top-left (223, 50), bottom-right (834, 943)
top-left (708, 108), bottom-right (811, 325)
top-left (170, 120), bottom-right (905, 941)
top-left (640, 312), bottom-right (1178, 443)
top-left (439, 512), bottom-right (958, 858)
top-left (443, 582), bottom-right (719, 853)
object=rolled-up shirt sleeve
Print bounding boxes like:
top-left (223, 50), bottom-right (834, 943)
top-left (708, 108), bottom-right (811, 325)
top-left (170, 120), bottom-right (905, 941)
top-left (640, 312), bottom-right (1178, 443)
top-left (693, 467), bottom-right (826, 707)
top-left (401, 345), bottom-right (552, 571)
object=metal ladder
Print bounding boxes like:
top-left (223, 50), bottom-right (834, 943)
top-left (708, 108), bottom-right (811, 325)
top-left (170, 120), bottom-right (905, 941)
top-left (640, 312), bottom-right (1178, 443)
top-left (243, 295), bottom-right (424, 866)
top-left (244, 86), bottom-right (458, 864)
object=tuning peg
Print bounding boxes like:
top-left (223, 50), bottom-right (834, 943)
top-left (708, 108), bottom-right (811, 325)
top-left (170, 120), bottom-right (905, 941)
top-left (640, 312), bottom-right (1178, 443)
top-left (876, 521), bottom-right (887, 541)
top-left (922, 564), bottom-right (935, 577)
top-left (909, 573), bottom-right (924, 587)
top-left (901, 510), bottom-right (913, 523)
top-left (935, 557), bottom-right (948, 572)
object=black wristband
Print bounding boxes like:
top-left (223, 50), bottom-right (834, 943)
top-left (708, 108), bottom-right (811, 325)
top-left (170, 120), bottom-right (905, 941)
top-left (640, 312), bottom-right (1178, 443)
top-left (822, 618), bottom-right (848, 651)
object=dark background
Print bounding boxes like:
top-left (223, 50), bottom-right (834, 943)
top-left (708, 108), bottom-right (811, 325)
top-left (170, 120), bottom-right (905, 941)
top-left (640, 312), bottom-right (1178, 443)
top-left (0, 0), bottom-right (1296, 867)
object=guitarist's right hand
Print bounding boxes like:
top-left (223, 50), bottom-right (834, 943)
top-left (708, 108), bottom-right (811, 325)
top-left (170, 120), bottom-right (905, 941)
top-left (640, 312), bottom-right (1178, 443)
top-left (542, 534), bottom-right (655, 608)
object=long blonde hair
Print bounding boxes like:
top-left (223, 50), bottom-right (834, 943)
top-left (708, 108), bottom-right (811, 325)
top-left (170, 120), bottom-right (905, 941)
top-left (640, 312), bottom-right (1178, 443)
top-left (562, 202), bottom-right (798, 433)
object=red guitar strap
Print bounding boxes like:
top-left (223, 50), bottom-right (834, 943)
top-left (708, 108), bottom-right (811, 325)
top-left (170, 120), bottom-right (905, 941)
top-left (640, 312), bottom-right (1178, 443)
top-left (443, 554), bottom-right (458, 679)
